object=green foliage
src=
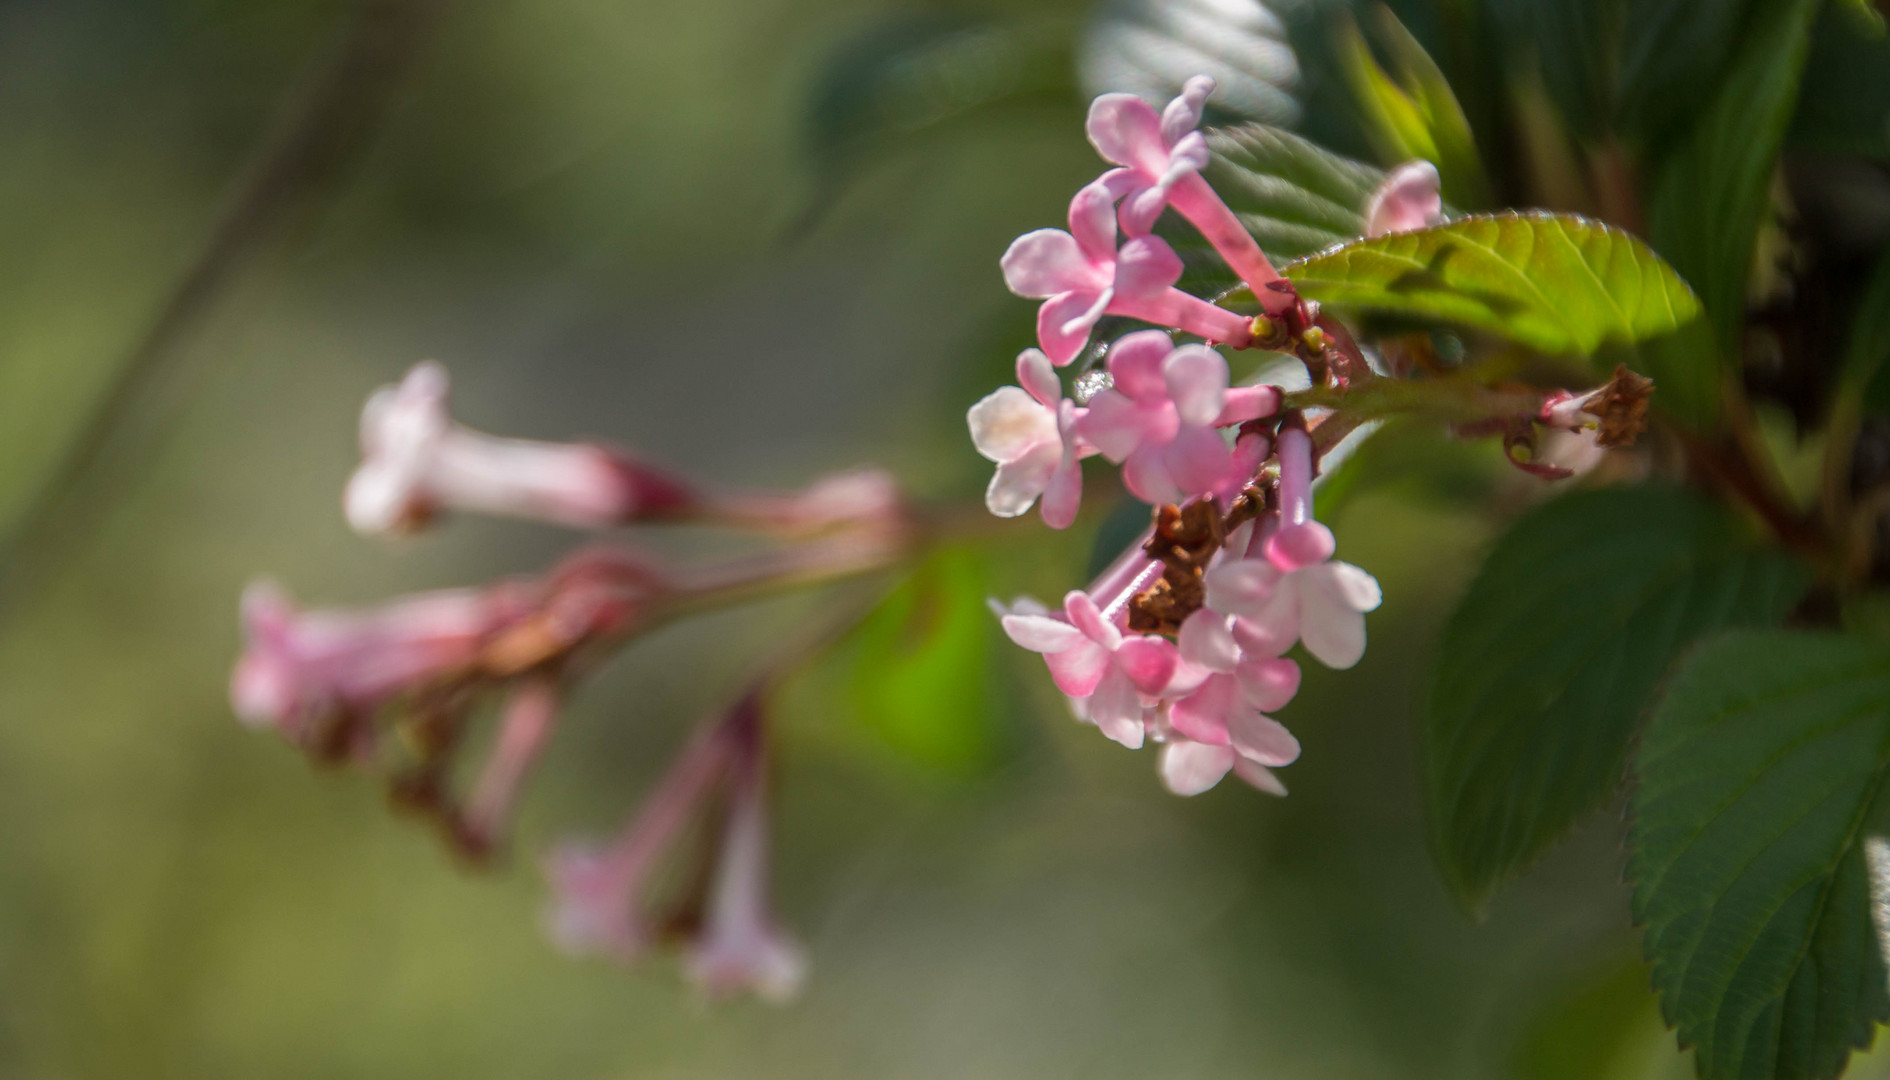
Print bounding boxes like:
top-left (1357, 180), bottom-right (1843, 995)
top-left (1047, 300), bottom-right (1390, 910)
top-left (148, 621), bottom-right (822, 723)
top-left (1848, 251), bottom-right (1890, 415)
top-left (1162, 122), bottom-right (1382, 294)
top-left (1791, 1), bottom-right (1890, 158)
top-left (1078, 0), bottom-right (1301, 127)
top-left (1646, 0), bottom-right (1821, 350)
top-left (1335, 4), bottom-right (1492, 208)
top-left (1279, 213), bottom-right (1706, 388)
top-left (839, 548), bottom-right (1004, 777)
top-left (1630, 630), bottom-right (1890, 1080)
top-left (1425, 487), bottom-right (1808, 910)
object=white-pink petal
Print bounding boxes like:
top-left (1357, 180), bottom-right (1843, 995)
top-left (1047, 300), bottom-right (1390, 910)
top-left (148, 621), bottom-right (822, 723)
top-left (1160, 740), bottom-right (1236, 796)
top-left (1001, 229), bottom-right (1103, 298)
top-left (1001, 613), bottom-right (1088, 653)
top-left (967, 386), bottom-right (1057, 463)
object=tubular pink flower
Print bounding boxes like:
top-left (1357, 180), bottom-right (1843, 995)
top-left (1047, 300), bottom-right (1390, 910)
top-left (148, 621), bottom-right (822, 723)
top-left (461, 676), bottom-right (561, 851)
top-left (1076, 332), bottom-right (1277, 503)
top-left (543, 716), bottom-right (735, 963)
top-left (230, 578), bottom-right (534, 742)
top-left (346, 362), bottom-right (693, 536)
top-left (1000, 590), bottom-right (1178, 749)
top-left (1363, 160), bottom-right (1445, 237)
top-left (685, 696), bottom-right (806, 1003)
top-left (1085, 75), bottom-right (1290, 311)
top-left (1001, 178), bottom-right (1255, 365)
top-left (967, 349), bottom-right (1092, 527)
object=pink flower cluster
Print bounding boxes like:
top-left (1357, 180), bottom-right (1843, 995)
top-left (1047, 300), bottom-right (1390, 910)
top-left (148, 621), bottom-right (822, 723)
top-left (973, 78), bottom-right (1387, 795)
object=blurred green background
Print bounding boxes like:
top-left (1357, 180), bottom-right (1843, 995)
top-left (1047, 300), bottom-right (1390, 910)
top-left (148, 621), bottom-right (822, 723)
top-left (0, 0), bottom-right (1865, 1077)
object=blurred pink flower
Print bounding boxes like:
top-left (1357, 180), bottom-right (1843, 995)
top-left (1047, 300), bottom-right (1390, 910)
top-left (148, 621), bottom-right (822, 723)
top-left (1363, 160), bottom-right (1445, 237)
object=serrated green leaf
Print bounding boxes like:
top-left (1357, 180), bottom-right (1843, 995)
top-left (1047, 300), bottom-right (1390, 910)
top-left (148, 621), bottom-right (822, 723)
top-left (1630, 629), bottom-right (1890, 1080)
top-left (1647, 0), bottom-right (1821, 350)
top-left (1280, 213), bottom-right (1706, 389)
top-left (1424, 486), bottom-right (1809, 910)
top-left (1160, 122), bottom-right (1383, 295)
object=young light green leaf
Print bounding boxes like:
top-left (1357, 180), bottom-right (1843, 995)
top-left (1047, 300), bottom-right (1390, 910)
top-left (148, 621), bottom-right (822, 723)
top-left (1337, 5), bottom-right (1493, 210)
top-left (1630, 630), bottom-right (1890, 1080)
top-left (1647, 0), bottom-right (1821, 350)
top-left (1280, 212), bottom-right (1704, 363)
top-left (1425, 487), bottom-right (1808, 911)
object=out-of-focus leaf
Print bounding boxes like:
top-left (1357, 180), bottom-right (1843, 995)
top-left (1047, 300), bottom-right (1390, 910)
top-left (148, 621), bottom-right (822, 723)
top-left (1424, 487), bottom-right (1808, 911)
top-left (804, 14), bottom-right (1074, 171)
top-left (1313, 414), bottom-right (1495, 520)
top-left (1646, 0), bottom-right (1821, 349)
top-left (1792, 0), bottom-right (1890, 158)
top-left (1850, 247), bottom-right (1890, 415)
top-left (1478, 0), bottom-right (1613, 140)
top-left (1279, 214), bottom-right (1708, 412)
top-left (842, 547), bottom-right (1001, 776)
top-left (1630, 629), bottom-right (1890, 1080)
top-left (1336, 5), bottom-right (1492, 208)
top-left (1161, 122), bottom-right (1381, 294)
top-left (1077, 0), bottom-right (1300, 127)
top-left (1509, 955), bottom-right (1687, 1080)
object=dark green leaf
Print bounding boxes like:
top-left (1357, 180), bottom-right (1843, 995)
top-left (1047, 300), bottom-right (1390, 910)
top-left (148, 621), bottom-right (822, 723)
top-left (1280, 212), bottom-right (1705, 364)
top-left (1646, 0), bottom-right (1821, 350)
top-left (1849, 251), bottom-right (1890, 414)
top-left (1425, 486), bottom-right (1808, 910)
top-left (1630, 629), bottom-right (1890, 1080)
top-left (1161, 122), bottom-right (1383, 295)
top-left (1790, 1), bottom-right (1890, 158)
top-left (1077, 0), bottom-right (1300, 127)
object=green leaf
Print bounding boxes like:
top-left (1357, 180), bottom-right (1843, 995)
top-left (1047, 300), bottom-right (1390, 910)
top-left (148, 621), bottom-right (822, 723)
top-left (1077, 0), bottom-right (1300, 127)
top-left (1160, 122), bottom-right (1383, 294)
top-left (1790, 1), bottom-right (1890, 158)
top-left (1630, 629), bottom-right (1890, 1080)
top-left (1424, 486), bottom-right (1808, 910)
top-left (1280, 213), bottom-right (1708, 405)
top-left (1336, 5), bottom-right (1493, 209)
top-left (1848, 251), bottom-right (1890, 415)
top-left (841, 547), bottom-right (1001, 776)
top-left (1646, 0), bottom-right (1821, 350)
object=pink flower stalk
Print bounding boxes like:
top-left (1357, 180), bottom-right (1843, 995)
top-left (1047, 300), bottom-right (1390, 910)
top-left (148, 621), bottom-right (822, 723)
top-left (460, 676), bottom-right (561, 851)
top-left (1001, 176), bottom-right (1255, 365)
top-left (1203, 429), bottom-right (1383, 669)
top-left (1085, 76), bottom-right (1292, 313)
top-left (543, 716), bottom-right (736, 963)
top-left (1077, 331), bottom-right (1279, 504)
top-left (230, 578), bottom-right (535, 742)
top-left (967, 349), bottom-right (1091, 527)
top-left (684, 696), bottom-right (807, 1003)
top-left (1362, 161), bottom-right (1445, 237)
top-left (702, 468), bottom-right (906, 537)
top-left (345, 361), bottom-right (694, 536)
top-left (1000, 590), bottom-right (1178, 748)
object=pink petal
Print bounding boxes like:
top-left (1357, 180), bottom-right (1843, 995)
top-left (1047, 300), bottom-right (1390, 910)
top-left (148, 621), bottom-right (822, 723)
top-left (1213, 431), bottom-right (1268, 500)
top-left (1039, 411), bottom-right (1083, 530)
top-left (1232, 757), bottom-right (1289, 796)
top-left (1203, 557), bottom-right (1283, 617)
top-left (1106, 330), bottom-right (1178, 401)
top-left (1324, 561), bottom-right (1384, 612)
top-left (1160, 740), bottom-right (1236, 797)
top-left (1363, 160), bottom-right (1444, 237)
top-left (1164, 425), bottom-right (1234, 496)
top-left (1297, 571), bottom-right (1370, 670)
top-left (1160, 76), bottom-right (1215, 146)
top-left (1112, 236), bottom-right (1185, 300)
top-left (985, 439), bottom-right (1061, 517)
top-left (1115, 636), bottom-right (1178, 694)
top-left (1117, 184), bottom-right (1170, 238)
top-left (1169, 675), bottom-right (1235, 745)
top-left (1000, 612), bottom-right (1087, 653)
top-left (1037, 290), bottom-right (1109, 366)
top-left (1016, 349), bottom-right (1062, 408)
top-left (1044, 640), bottom-right (1112, 697)
top-left (1232, 603), bottom-right (1299, 660)
top-left (1062, 590), bottom-right (1121, 649)
top-left (1068, 176), bottom-right (1123, 264)
top-left (1265, 521), bottom-right (1337, 571)
top-left (1228, 710), bottom-right (1301, 767)
top-left (1122, 443), bottom-right (1183, 505)
top-left (1086, 666), bottom-right (1146, 748)
top-left (1162, 345), bottom-right (1229, 427)
top-left (1216, 385), bottom-right (1282, 426)
top-left (1078, 391), bottom-right (1147, 462)
top-left (1085, 92), bottom-right (1169, 174)
top-left (1001, 229), bottom-right (1102, 298)
top-left (1236, 657), bottom-right (1301, 712)
top-left (1167, 130), bottom-right (1210, 174)
top-left (967, 386), bottom-right (1058, 463)
top-left (1177, 609), bottom-right (1240, 673)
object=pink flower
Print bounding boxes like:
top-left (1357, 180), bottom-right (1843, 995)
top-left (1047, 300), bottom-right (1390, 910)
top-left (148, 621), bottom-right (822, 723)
top-left (1000, 590), bottom-right (1179, 749)
top-left (461, 676), bottom-right (561, 852)
top-left (230, 579), bottom-right (533, 742)
top-left (1363, 160), bottom-right (1444, 237)
top-left (1159, 739), bottom-right (1289, 798)
top-left (1001, 177), bottom-right (1254, 365)
top-left (1077, 331), bottom-right (1278, 504)
top-left (684, 699), bottom-right (806, 1003)
top-left (967, 349), bottom-right (1089, 527)
top-left (345, 361), bottom-right (692, 535)
top-left (1085, 75), bottom-right (1290, 311)
top-left (1203, 428), bottom-right (1383, 669)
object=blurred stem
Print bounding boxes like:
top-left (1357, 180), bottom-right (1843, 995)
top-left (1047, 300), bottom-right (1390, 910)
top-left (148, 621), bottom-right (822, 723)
top-left (0, 0), bottom-right (449, 612)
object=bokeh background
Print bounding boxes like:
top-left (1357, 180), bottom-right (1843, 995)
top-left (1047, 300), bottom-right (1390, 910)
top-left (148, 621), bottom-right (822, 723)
top-left (0, 1), bottom-right (1882, 1077)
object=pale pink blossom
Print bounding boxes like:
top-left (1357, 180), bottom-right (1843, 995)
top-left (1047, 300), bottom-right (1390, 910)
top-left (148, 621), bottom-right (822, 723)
top-left (1001, 177), bottom-right (1254, 365)
top-left (1085, 75), bottom-right (1291, 311)
top-left (1159, 739), bottom-right (1288, 797)
top-left (967, 349), bottom-right (1090, 527)
top-left (1000, 590), bottom-right (1178, 749)
top-left (685, 698), bottom-right (806, 1003)
top-left (1076, 331), bottom-right (1277, 504)
top-left (1162, 608), bottom-right (1301, 762)
top-left (345, 361), bottom-right (691, 535)
top-left (1363, 161), bottom-right (1445, 237)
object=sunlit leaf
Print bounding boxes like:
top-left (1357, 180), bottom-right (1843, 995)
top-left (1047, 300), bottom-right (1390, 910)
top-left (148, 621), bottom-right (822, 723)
top-left (1078, 0), bottom-right (1299, 127)
top-left (1336, 5), bottom-right (1492, 209)
top-left (1630, 629), bottom-right (1890, 1080)
top-left (1424, 487), bottom-right (1808, 911)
